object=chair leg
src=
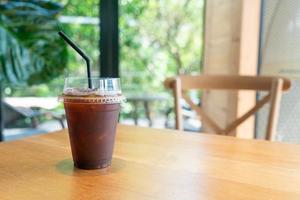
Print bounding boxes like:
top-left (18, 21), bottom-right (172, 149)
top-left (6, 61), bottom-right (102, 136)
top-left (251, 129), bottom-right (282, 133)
top-left (164, 108), bottom-right (172, 128)
top-left (0, 95), bottom-right (3, 142)
top-left (144, 101), bottom-right (152, 127)
top-left (0, 128), bottom-right (3, 142)
top-left (266, 79), bottom-right (283, 141)
top-left (49, 113), bottom-right (66, 129)
top-left (174, 78), bottom-right (183, 130)
top-left (132, 101), bottom-right (139, 125)
top-left (58, 119), bottom-right (65, 129)
top-left (31, 117), bottom-right (39, 128)
top-left (0, 104), bottom-right (4, 142)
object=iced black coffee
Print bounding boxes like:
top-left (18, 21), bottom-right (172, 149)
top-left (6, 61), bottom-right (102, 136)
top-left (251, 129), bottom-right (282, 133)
top-left (60, 78), bottom-right (125, 169)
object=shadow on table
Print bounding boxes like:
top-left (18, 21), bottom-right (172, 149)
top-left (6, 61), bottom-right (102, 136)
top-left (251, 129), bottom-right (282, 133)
top-left (56, 158), bottom-right (126, 176)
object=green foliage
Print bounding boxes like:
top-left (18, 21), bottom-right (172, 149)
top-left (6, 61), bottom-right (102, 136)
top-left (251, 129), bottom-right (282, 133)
top-left (55, 0), bottom-right (100, 76)
top-left (118, 0), bottom-right (204, 119)
top-left (59, 0), bottom-right (98, 17)
top-left (120, 0), bottom-right (204, 93)
top-left (60, 24), bottom-right (99, 76)
top-left (5, 0), bottom-right (204, 103)
top-left (0, 0), bottom-right (68, 86)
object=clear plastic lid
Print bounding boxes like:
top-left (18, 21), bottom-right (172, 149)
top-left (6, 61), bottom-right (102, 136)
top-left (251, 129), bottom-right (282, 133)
top-left (58, 77), bottom-right (126, 104)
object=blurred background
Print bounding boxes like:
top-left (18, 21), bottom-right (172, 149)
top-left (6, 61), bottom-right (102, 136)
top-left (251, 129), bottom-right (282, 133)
top-left (1, 0), bottom-right (300, 143)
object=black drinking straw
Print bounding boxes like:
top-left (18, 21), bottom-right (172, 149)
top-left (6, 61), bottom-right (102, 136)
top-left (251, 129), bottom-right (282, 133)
top-left (58, 31), bottom-right (92, 89)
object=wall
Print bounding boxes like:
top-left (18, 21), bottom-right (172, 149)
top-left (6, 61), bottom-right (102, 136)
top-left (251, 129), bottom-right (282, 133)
top-left (203, 0), bottom-right (260, 138)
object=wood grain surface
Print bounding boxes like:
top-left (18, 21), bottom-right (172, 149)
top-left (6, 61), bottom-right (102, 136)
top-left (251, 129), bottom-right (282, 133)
top-left (1, 125), bottom-right (300, 200)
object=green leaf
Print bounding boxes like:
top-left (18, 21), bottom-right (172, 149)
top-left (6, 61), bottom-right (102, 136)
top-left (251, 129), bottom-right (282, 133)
top-left (0, 0), bottom-right (68, 86)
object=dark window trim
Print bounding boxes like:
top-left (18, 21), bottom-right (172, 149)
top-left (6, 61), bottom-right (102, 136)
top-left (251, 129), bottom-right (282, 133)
top-left (99, 0), bottom-right (119, 78)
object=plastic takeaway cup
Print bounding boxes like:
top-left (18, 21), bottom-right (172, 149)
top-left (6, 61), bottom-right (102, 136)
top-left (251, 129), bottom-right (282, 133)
top-left (59, 77), bottom-right (125, 169)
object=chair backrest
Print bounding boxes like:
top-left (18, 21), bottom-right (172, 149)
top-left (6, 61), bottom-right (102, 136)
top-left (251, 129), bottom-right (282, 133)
top-left (164, 75), bottom-right (291, 141)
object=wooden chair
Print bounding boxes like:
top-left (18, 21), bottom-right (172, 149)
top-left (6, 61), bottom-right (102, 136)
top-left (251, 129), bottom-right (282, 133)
top-left (164, 75), bottom-right (291, 141)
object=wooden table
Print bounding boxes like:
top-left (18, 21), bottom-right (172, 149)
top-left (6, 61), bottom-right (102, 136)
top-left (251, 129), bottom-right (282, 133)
top-left (1, 125), bottom-right (300, 199)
